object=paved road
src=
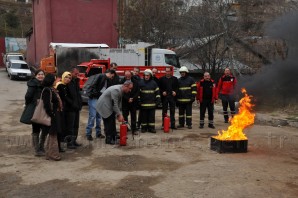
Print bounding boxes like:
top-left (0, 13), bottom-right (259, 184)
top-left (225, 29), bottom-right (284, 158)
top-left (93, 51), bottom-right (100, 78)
top-left (0, 68), bottom-right (27, 111)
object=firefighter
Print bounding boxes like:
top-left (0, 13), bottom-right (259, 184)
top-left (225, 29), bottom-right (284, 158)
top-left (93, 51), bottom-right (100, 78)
top-left (217, 68), bottom-right (237, 123)
top-left (159, 66), bottom-right (179, 129)
top-left (177, 66), bottom-right (197, 129)
top-left (196, 72), bottom-right (218, 129)
top-left (139, 69), bottom-right (161, 133)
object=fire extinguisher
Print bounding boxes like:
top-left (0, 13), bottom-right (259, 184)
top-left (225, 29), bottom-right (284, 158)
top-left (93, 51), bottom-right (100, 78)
top-left (120, 121), bottom-right (127, 146)
top-left (164, 114), bottom-right (170, 133)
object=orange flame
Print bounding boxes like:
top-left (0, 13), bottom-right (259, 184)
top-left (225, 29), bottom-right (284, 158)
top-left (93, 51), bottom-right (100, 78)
top-left (213, 88), bottom-right (255, 140)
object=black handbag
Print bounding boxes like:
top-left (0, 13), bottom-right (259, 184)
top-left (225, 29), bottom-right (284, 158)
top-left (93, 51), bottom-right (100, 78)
top-left (20, 103), bottom-right (36, 124)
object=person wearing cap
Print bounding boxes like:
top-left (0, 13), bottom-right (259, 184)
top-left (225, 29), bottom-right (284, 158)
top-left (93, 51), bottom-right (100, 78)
top-left (177, 66), bottom-right (197, 129)
top-left (138, 69), bottom-right (161, 133)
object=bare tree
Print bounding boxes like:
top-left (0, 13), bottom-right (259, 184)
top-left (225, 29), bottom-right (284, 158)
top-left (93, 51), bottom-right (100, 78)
top-left (120, 0), bottom-right (182, 48)
top-left (119, 0), bottom-right (297, 79)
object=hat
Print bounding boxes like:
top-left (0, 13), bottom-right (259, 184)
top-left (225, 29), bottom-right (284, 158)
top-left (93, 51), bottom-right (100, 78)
top-left (144, 69), bottom-right (153, 76)
top-left (179, 66), bottom-right (189, 73)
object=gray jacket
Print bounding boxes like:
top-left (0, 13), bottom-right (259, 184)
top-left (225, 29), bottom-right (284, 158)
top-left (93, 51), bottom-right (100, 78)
top-left (96, 85), bottom-right (123, 118)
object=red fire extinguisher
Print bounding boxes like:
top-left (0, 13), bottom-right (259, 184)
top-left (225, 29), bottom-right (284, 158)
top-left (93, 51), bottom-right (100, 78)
top-left (120, 121), bottom-right (127, 146)
top-left (164, 114), bottom-right (170, 133)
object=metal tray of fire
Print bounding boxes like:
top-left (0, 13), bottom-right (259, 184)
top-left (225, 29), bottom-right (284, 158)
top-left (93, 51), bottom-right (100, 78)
top-left (210, 137), bottom-right (248, 153)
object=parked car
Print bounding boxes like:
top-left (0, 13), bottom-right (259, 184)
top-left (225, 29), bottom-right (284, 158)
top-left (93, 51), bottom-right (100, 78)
top-left (6, 60), bottom-right (32, 80)
top-left (2, 53), bottom-right (25, 70)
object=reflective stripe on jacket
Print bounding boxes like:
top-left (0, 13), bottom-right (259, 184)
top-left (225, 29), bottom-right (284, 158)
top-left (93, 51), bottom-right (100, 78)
top-left (139, 79), bottom-right (160, 109)
top-left (177, 75), bottom-right (197, 103)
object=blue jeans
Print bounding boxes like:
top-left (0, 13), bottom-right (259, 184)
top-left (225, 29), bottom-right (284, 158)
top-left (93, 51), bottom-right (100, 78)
top-left (86, 98), bottom-right (101, 136)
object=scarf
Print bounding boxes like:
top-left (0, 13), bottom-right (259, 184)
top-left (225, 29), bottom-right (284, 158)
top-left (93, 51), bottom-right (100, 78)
top-left (55, 71), bottom-right (71, 89)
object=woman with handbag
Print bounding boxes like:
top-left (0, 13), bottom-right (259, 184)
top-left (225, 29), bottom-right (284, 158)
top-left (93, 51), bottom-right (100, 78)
top-left (41, 73), bottom-right (61, 161)
top-left (55, 71), bottom-right (72, 152)
top-left (22, 69), bottom-right (46, 156)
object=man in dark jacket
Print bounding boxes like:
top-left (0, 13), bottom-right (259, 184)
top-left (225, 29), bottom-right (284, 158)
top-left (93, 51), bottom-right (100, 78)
top-left (64, 67), bottom-right (83, 149)
top-left (196, 72), bottom-right (218, 129)
top-left (139, 69), bottom-right (161, 133)
top-left (217, 68), bottom-right (237, 123)
top-left (132, 67), bottom-right (141, 81)
top-left (152, 67), bottom-right (159, 86)
top-left (177, 66), bottom-right (197, 129)
top-left (121, 70), bottom-right (140, 135)
top-left (109, 62), bottom-right (121, 85)
top-left (86, 70), bottom-right (115, 141)
top-left (132, 67), bottom-right (142, 130)
top-left (159, 67), bottom-right (178, 129)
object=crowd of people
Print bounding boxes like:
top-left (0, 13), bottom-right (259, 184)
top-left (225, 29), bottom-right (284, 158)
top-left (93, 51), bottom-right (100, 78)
top-left (22, 64), bottom-right (237, 161)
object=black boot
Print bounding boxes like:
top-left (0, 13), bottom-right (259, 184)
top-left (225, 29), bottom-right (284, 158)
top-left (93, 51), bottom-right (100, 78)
top-left (148, 127), bottom-right (156, 133)
top-left (32, 134), bottom-right (44, 156)
top-left (39, 131), bottom-right (48, 155)
top-left (67, 136), bottom-right (77, 149)
top-left (57, 137), bottom-right (65, 153)
top-left (105, 136), bottom-right (116, 145)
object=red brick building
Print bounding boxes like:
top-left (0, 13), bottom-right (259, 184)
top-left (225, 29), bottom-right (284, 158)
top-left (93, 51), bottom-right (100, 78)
top-left (27, 0), bottom-right (118, 67)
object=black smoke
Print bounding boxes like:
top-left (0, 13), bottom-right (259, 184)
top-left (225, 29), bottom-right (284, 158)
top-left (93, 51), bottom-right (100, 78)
top-left (239, 11), bottom-right (298, 109)
top-left (56, 49), bottom-right (99, 76)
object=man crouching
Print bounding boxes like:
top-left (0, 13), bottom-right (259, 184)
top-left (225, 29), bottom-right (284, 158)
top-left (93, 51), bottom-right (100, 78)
top-left (96, 81), bottom-right (133, 145)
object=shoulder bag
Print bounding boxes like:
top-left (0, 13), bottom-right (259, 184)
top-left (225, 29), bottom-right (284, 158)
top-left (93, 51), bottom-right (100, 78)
top-left (31, 88), bottom-right (52, 126)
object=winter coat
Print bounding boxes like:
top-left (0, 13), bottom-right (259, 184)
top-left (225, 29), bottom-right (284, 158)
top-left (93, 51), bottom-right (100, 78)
top-left (121, 77), bottom-right (140, 106)
top-left (196, 79), bottom-right (218, 103)
top-left (64, 78), bottom-right (82, 112)
top-left (159, 75), bottom-right (179, 99)
top-left (177, 75), bottom-right (197, 104)
top-left (217, 74), bottom-right (237, 96)
top-left (25, 78), bottom-right (43, 106)
top-left (89, 74), bottom-right (113, 99)
top-left (56, 84), bottom-right (67, 108)
top-left (42, 87), bottom-right (60, 133)
top-left (139, 78), bottom-right (161, 109)
top-left (96, 85), bottom-right (123, 119)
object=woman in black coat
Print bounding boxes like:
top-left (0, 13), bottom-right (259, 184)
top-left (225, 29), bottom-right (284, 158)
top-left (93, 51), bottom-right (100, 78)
top-left (41, 73), bottom-right (61, 161)
top-left (24, 69), bottom-right (46, 156)
top-left (55, 71), bottom-right (72, 151)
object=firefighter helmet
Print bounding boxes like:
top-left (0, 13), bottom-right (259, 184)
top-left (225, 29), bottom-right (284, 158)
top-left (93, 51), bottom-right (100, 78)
top-left (179, 66), bottom-right (189, 73)
top-left (144, 69), bottom-right (153, 76)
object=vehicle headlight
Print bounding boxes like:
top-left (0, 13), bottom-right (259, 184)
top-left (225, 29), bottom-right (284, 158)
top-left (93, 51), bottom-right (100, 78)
top-left (27, 73), bottom-right (32, 76)
top-left (11, 72), bottom-right (17, 75)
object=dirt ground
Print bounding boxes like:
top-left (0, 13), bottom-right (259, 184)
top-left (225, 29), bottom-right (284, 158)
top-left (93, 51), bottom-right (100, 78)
top-left (0, 69), bottom-right (298, 198)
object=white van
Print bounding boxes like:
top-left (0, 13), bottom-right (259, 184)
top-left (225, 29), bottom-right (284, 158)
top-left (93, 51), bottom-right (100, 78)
top-left (7, 60), bottom-right (32, 80)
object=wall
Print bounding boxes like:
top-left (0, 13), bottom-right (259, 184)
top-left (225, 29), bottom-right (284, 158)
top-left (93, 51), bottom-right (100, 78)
top-left (27, 0), bottom-right (118, 67)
